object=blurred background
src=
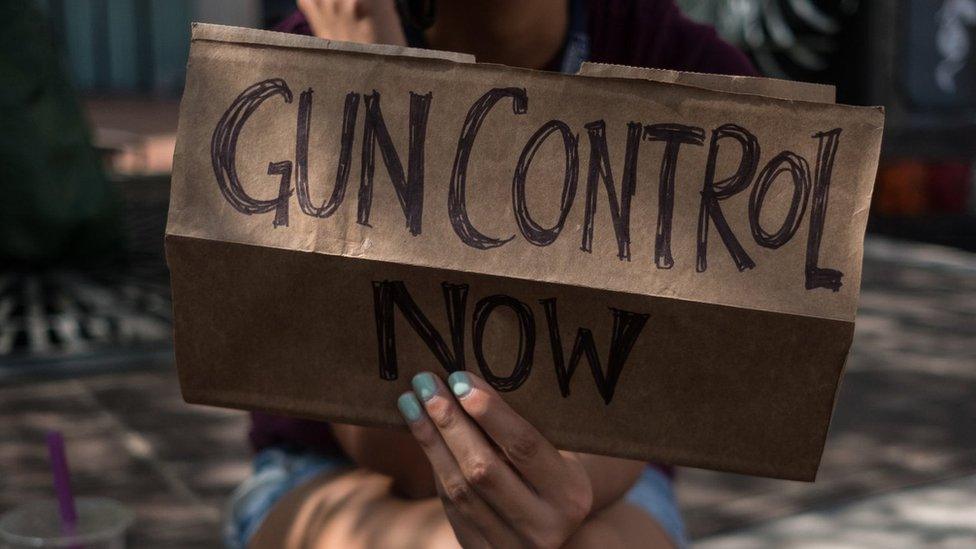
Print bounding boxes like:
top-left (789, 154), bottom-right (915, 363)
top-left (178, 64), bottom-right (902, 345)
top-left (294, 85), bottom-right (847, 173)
top-left (1, 0), bottom-right (974, 547)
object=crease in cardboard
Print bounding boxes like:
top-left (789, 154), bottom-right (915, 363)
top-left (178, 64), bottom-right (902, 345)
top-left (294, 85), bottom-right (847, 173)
top-left (166, 230), bottom-right (855, 325)
top-left (169, 233), bottom-right (857, 328)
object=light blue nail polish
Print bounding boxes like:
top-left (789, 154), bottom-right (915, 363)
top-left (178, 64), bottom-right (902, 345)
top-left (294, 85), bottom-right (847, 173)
top-left (412, 372), bottom-right (437, 402)
top-left (397, 392), bottom-right (422, 422)
top-left (448, 371), bottom-right (472, 398)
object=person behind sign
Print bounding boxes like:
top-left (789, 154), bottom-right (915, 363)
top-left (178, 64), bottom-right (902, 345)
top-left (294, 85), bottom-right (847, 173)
top-left (225, 1), bottom-right (757, 547)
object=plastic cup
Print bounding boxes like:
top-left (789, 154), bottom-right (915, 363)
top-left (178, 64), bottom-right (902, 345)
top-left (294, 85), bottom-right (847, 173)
top-left (0, 497), bottom-right (133, 549)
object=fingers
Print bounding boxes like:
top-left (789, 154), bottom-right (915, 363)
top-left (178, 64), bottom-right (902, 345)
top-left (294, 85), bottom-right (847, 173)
top-left (397, 392), bottom-right (522, 548)
top-left (407, 374), bottom-right (550, 528)
top-left (447, 370), bottom-right (590, 514)
top-left (398, 371), bottom-right (595, 548)
top-left (298, 0), bottom-right (408, 45)
top-left (433, 473), bottom-right (499, 549)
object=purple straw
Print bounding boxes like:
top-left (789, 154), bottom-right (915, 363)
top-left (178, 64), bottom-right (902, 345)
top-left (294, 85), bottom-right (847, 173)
top-left (46, 431), bottom-right (78, 529)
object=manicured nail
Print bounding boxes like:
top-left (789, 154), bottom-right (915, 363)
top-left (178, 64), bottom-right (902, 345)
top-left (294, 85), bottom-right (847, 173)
top-left (412, 372), bottom-right (437, 402)
top-left (448, 371), bottom-right (472, 398)
top-left (397, 392), bottom-right (422, 422)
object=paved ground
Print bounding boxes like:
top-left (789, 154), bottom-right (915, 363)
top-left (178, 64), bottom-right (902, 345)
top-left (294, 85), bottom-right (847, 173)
top-left (0, 373), bottom-right (246, 547)
top-left (697, 473), bottom-right (976, 548)
top-left (681, 237), bottom-right (976, 546)
top-left (2, 236), bottom-right (974, 547)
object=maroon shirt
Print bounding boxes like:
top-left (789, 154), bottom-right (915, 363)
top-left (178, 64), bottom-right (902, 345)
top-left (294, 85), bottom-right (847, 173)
top-left (251, 0), bottom-right (757, 455)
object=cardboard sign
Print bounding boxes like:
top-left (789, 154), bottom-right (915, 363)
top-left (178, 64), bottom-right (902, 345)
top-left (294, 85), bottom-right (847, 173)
top-left (166, 24), bottom-right (884, 480)
top-left (577, 62), bottom-right (837, 103)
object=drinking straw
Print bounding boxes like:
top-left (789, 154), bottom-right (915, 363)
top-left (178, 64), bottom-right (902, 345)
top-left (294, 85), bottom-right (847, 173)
top-left (46, 431), bottom-right (78, 528)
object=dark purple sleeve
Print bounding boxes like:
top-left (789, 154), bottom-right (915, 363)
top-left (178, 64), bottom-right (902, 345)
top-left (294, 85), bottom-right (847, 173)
top-left (275, 9), bottom-right (313, 36)
top-left (587, 0), bottom-right (759, 77)
top-left (249, 411), bottom-right (342, 455)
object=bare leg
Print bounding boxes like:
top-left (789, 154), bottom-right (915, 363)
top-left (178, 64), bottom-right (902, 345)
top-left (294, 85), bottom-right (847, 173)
top-left (249, 469), bottom-right (457, 549)
top-left (250, 468), bottom-right (674, 549)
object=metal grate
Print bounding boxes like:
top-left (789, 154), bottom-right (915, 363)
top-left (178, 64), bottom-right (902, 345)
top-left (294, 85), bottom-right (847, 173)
top-left (0, 175), bottom-right (174, 380)
top-left (0, 271), bottom-right (173, 379)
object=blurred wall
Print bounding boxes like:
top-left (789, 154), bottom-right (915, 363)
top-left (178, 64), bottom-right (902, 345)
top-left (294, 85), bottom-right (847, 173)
top-left (34, 0), bottom-right (262, 96)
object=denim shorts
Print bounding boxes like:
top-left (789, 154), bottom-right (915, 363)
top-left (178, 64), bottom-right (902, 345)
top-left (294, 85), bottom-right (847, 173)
top-left (224, 447), bottom-right (688, 548)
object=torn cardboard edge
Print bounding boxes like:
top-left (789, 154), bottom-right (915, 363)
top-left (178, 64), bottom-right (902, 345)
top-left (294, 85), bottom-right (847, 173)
top-left (578, 62), bottom-right (836, 103)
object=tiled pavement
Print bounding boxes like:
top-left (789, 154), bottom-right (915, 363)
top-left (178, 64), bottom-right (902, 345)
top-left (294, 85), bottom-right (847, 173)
top-left (2, 236), bottom-right (974, 547)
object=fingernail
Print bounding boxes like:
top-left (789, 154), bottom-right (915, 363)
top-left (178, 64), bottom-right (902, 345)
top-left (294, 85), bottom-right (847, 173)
top-left (412, 372), bottom-right (437, 402)
top-left (448, 371), bottom-right (472, 398)
top-left (397, 392), bottom-right (422, 422)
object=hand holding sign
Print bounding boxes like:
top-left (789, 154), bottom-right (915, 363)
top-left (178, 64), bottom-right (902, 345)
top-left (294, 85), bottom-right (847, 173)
top-left (399, 370), bottom-right (593, 548)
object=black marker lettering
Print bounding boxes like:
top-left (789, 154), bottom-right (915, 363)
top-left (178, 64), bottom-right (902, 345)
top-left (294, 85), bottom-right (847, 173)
top-left (580, 121), bottom-right (642, 260)
top-left (540, 299), bottom-right (649, 405)
top-left (806, 128), bottom-right (844, 291)
top-left (371, 280), bottom-right (468, 380)
top-left (449, 88), bottom-right (527, 249)
top-left (644, 124), bottom-right (705, 269)
top-left (749, 151), bottom-right (811, 248)
top-left (211, 78), bottom-right (294, 226)
top-left (512, 120), bottom-right (579, 246)
top-left (696, 124), bottom-right (760, 272)
top-left (358, 91), bottom-right (432, 236)
top-left (295, 90), bottom-right (360, 218)
top-left (266, 161), bottom-right (293, 228)
top-left (472, 295), bottom-right (535, 392)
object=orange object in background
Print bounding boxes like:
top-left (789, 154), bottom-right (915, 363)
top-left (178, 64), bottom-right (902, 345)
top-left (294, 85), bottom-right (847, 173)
top-left (873, 159), bottom-right (973, 216)
top-left (874, 160), bottom-right (929, 216)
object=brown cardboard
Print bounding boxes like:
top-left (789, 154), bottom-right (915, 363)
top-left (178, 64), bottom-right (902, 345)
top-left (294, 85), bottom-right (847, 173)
top-left (578, 62), bottom-right (836, 103)
top-left (166, 24), bottom-right (884, 480)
